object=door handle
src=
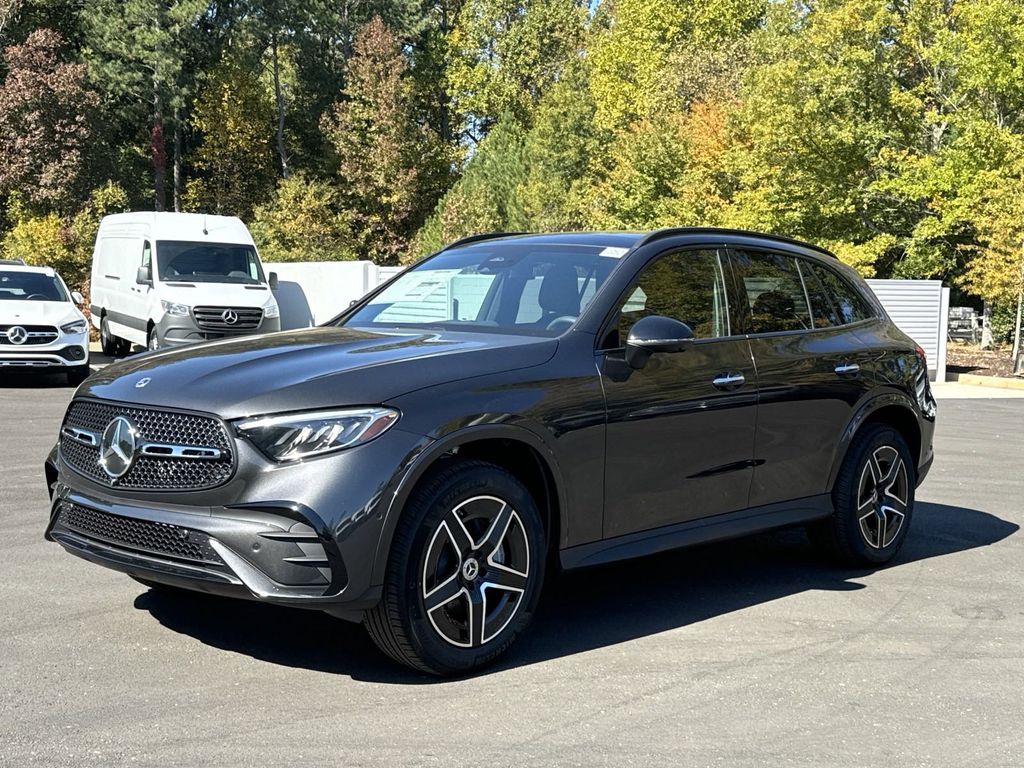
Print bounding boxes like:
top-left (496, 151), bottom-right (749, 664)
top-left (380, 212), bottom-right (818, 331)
top-left (712, 373), bottom-right (745, 390)
top-left (834, 363), bottom-right (860, 376)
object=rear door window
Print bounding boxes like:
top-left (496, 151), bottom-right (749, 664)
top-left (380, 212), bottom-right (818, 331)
top-left (730, 250), bottom-right (812, 334)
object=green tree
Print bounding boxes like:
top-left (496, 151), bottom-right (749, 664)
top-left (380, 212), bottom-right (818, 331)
top-left (323, 17), bottom-right (452, 263)
top-left (251, 174), bottom-right (354, 262)
top-left (184, 56), bottom-right (276, 219)
top-left (81, 0), bottom-right (206, 210)
top-left (446, 0), bottom-right (586, 136)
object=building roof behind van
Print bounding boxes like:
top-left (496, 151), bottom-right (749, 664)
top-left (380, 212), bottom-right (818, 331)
top-left (98, 212), bottom-right (255, 246)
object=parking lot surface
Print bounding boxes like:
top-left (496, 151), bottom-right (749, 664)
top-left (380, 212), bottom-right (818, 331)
top-left (1, 372), bottom-right (1022, 767)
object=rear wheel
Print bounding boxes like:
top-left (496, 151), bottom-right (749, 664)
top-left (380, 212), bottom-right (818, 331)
top-left (810, 424), bottom-right (915, 566)
top-left (364, 460), bottom-right (545, 676)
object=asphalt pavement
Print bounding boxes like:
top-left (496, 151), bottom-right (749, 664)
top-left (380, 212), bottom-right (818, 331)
top-left (1, 371), bottom-right (1022, 767)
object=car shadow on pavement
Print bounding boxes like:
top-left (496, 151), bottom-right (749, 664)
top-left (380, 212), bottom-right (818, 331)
top-left (133, 501), bottom-right (1017, 684)
top-left (0, 370), bottom-right (79, 388)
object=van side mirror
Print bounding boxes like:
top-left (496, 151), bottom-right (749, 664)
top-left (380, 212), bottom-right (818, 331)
top-left (268, 271), bottom-right (279, 290)
top-left (625, 315), bottom-right (695, 369)
top-left (71, 291), bottom-right (84, 306)
top-left (136, 265), bottom-right (152, 285)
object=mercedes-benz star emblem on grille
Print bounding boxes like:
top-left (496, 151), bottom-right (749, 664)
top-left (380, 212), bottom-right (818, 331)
top-left (98, 416), bottom-right (138, 480)
top-left (7, 325), bottom-right (27, 345)
top-left (135, 377), bottom-right (151, 388)
top-left (221, 309), bottom-right (239, 325)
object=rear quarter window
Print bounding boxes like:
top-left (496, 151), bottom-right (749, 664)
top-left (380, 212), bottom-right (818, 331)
top-left (809, 262), bottom-right (874, 325)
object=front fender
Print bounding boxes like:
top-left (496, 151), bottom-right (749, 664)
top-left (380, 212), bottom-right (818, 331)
top-left (368, 421), bottom-right (568, 587)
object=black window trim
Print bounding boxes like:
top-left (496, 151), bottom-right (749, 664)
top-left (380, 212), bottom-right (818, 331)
top-left (594, 243), bottom-right (746, 353)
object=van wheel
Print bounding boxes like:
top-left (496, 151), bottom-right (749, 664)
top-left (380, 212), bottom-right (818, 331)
top-left (810, 424), bottom-right (915, 566)
top-left (100, 315), bottom-right (119, 357)
top-left (148, 328), bottom-right (160, 351)
top-left (364, 460), bottom-right (545, 676)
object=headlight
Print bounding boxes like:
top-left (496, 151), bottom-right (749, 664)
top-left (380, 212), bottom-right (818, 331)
top-left (263, 302), bottom-right (280, 319)
top-left (61, 320), bottom-right (88, 335)
top-left (161, 300), bottom-right (190, 317)
top-left (235, 407), bottom-right (400, 462)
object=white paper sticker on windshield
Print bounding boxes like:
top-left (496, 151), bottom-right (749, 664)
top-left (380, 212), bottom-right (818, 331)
top-left (599, 246), bottom-right (629, 259)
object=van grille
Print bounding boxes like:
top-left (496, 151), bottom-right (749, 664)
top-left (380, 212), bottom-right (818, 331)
top-left (192, 306), bottom-right (263, 331)
top-left (59, 399), bottom-right (234, 491)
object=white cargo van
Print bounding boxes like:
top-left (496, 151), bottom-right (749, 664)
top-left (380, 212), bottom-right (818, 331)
top-left (89, 212), bottom-right (280, 354)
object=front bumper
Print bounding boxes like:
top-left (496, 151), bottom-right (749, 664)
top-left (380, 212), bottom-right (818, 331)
top-left (157, 313), bottom-right (281, 347)
top-left (0, 336), bottom-right (89, 369)
top-left (44, 423), bottom-right (431, 617)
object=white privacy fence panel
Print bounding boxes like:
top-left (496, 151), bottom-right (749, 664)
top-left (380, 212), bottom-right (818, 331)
top-left (269, 261), bottom-right (405, 327)
top-left (866, 279), bottom-right (948, 381)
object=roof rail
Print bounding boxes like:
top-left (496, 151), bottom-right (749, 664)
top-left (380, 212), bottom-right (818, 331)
top-left (0, 258), bottom-right (26, 265)
top-left (633, 227), bottom-right (836, 258)
top-left (441, 232), bottom-right (527, 251)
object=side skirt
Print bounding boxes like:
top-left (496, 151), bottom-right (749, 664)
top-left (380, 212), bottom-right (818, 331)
top-left (559, 495), bottom-right (833, 571)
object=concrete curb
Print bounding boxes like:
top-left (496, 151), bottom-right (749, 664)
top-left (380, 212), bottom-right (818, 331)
top-left (947, 372), bottom-right (1024, 390)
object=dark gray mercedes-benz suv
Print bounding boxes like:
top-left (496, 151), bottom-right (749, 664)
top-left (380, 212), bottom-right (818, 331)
top-left (45, 229), bottom-right (936, 675)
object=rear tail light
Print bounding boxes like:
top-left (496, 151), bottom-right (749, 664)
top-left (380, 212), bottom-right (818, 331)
top-left (914, 344), bottom-right (927, 365)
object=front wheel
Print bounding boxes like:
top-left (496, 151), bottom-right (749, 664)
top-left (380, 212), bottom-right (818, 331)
top-left (147, 327), bottom-right (160, 352)
top-left (364, 460), bottom-right (546, 675)
top-left (810, 424), bottom-right (915, 566)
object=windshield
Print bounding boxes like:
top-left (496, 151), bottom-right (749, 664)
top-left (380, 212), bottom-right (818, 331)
top-left (343, 241), bottom-right (626, 336)
top-left (0, 270), bottom-right (69, 302)
top-left (156, 241), bottom-right (265, 284)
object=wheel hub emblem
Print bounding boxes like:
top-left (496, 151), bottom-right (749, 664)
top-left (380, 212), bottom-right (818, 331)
top-left (7, 325), bottom-right (27, 345)
top-left (221, 309), bottom-right (238, 325)
top-left (99, 416), bottom-right (138, 480)
top-left (462, 557), bottom-right (480, 581)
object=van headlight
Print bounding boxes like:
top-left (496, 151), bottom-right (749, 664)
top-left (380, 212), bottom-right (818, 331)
top-left (61, 320), bottom-right (88, 335)
top-left (234, 407), bottom-right (400, 462)
top-left (161, 300), bottom-right (190, 317)
top-left (263, 302), bottom-right (279, 319)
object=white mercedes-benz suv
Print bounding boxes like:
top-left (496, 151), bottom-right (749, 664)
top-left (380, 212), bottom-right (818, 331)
top-left (0, 259), bottom-right (91, 385)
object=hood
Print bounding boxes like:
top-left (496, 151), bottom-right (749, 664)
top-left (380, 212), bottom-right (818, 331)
top-left (0, 300), bottom-right (82, 326)
top-left (157, 281), bottom-right (275, 308)
top-left (82, 326), bottom-right (558, 419)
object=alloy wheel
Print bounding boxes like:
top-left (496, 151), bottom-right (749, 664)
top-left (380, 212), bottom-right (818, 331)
top-left (857, 445), bottom-right (909, 549)
top-left (421, 495), bottom-right (530, 648)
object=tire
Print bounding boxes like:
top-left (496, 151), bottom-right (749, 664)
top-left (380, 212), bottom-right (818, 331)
top-left (147, 327), bottom-right (160, 352)
top-left (66, 362), bottom-right (90, 387)
top-left (810, 424), bottom-right (915, 566)
top-left (364, 460), bottom-right (546, 676)
top-left (100, 314), bottom-right (118, 357)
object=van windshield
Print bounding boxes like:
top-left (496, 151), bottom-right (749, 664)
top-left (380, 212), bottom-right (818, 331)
top-left (156, 241), bottom-right (265, 285)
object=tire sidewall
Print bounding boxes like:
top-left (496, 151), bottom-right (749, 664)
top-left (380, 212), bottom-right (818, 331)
top-left (834, 426), bottom-right (916, 565)
top-left (394, 464), bottom-right (546, 674)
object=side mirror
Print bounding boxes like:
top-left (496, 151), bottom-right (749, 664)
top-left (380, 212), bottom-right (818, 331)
top-left (625, 315), bottom-right (695, 369)
top-left (136, 265), bottom-right (152, 285)
top-left (268, 271), bottom-right (279, 290)
top-left (71, 291), bottom-right (84, 306)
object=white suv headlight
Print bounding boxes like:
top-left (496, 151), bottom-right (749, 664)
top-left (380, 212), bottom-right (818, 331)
top-left (61, 320), bottom-right (88, 335)
top-left (235, 407), bottom-right (400, 462)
